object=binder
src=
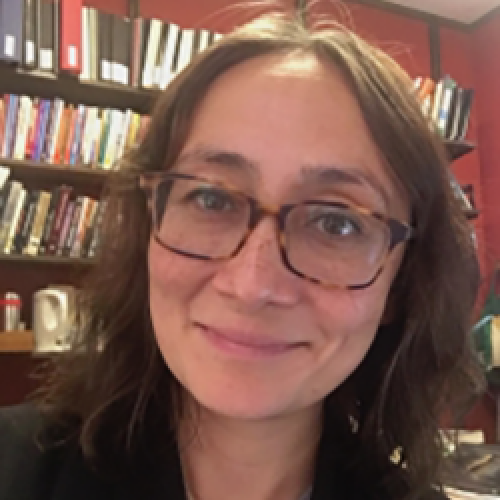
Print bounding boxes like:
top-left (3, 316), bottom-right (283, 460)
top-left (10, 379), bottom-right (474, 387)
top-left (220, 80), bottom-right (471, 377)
top-left (59, 0), bottom-right (82, 74)
top-left (0, 0), bottom-right (23, 64)
top-left (97, 10), bottom-right (112, 81)
top-left (23, 0), bottom-right (39, 68)
top-left (38, 0), bottom-right (58, 72)
top-left (111, 16), bottom-right (131, 85)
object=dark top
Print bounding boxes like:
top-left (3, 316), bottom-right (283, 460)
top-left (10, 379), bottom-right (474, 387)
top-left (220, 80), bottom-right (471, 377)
top-left (0, 404), bottom-right (448, 500)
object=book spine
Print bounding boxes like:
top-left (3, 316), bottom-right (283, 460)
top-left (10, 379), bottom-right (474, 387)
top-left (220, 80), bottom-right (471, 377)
top-left (56, 199), bottom-right (75, 256)
top-left (25, 97), bottom-right (40, 159)
top-left (46, 186), bottom-right (72, 255)
top-left (59, 0), bottom-right (82, 74)
top-left (38, 186), bottom-right (60, 255)
top-left (33, 99), bottom-right (50, 161)
top-left (0, 181), bottom-right (23, 249)
top-left (3, 188), bottom-right (26, 254)
top-left (87, 199), bottom-right (107, 258)
top-left (63, 195), bottom-right (84, 255)
top-left (24, 190), bottom-right (51, 255)
top-left (13, 189), bottom-right (39, 253)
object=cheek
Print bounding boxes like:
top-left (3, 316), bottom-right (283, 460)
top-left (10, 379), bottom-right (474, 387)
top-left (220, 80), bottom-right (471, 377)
top-left (148, 239), bottom-right (212, 336)
top-left (302, 276), bottom-right (393, 392)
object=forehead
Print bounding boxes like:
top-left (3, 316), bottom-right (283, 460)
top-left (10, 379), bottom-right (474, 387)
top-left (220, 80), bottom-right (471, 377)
top-left (180, 53), bottom-right (408, 218)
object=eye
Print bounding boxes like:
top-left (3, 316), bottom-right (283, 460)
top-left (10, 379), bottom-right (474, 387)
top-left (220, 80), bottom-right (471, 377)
top-left (313, 212), bottom-right (362, 237)
top-left (185, 187), bottom-right (235, 212)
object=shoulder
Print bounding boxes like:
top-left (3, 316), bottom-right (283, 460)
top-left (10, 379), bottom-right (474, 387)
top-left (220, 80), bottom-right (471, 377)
top-left (0, 403), bottom-right (70, 500)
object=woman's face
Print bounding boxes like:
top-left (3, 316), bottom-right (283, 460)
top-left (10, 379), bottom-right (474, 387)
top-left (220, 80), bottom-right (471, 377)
top-left (148, 53), bottom-right (409, 420)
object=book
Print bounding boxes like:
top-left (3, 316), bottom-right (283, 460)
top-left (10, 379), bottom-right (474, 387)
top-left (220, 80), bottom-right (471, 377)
top-left (24, 190), bottom-right (51, 255)
top-left (159, 22), bottom-right (180, 89)
top-left (38, 186), bottom-right (60, 254)
top-left (0, 0), bottom-right (23, 64)
top-left (80, 6), bottom-right (90, 80)
top-left (436, 76), bottom-right (457, 138)
top-left (175, 28), bottom-right (196, 75)
top-left (0, 180), bottom-right (22, 248)
top-left (25, 97), bottom-right (40, 159)
top-left (0, 166), bottom-right (9, 190)
top-left (13, 189), bottom-right (39, 253)
top-left (0, 175), bottom-right (13, 221)
top-left (23, 0), bottom-right (38, 68)
top-left (12, 96), bottom-right (32, 160)
top-left (97, 10), bottom-right (112, 81)
top-left (4, 187), bottom-right (26, 253)
top-left (46, 185), bottom-right (72, 255)
top-left (59, 0), bottom-right (82, 74)
top-left (87, 199), bottom-right (107, 258)
top-left (0, 98), bottom-right (5, 149)
top-left (56, 198), bottom-right (75, 255)
top-left (142, 18), bottom-right (163, 88)
top-left (2, 95), bottom-right (20, 158)
top-left (130, 17), bottom-right (147, 88)
top-left (38, 0), bottom-right (57, 72)
top-left (111, 15), bottom-right (131, 85)
top-left (32, 98), bottom-right (51, 161)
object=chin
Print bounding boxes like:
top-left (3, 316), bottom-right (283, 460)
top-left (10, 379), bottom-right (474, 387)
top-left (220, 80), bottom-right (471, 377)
top-left (180, 371), bottom-right (303, 420)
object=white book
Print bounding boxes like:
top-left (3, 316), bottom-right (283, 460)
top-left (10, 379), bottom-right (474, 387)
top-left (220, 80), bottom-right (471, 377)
top-left (81, 106), bottom-right (98, 165)
top-left (48, 99), bottom-right (65, 162)
top-left (80, 7), bottom-right (90, 80)
top-left (159, 22), bottom-right (180, 89)
top-left (114, 109), bottom-right (132, 164)
top-left (13, 96), bottom-right (32, 160)
top-left (90, 8), bottom-right (99, 81)
top-left (89, 116), bottom-right (102, 165)
top-left (142, 19), bottom-right (163, 88)
top-left (103, 109), bottom-right (124, 169)
top-left (175, 28), bottom-right (196, 74)
top-left (3, 187), bottom-right (26, 254)
top-left (0, 180), bottom-right (22, 249)
top-left (431, 80), bottom-right (445, 126)
top-left (0, 166), bottom-right (10, 190)
top-left (197, 29), bottom-right (211, 54)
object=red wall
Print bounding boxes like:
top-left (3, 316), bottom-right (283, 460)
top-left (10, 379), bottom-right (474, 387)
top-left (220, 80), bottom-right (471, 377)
top-left (139, 0), bottom-right (295, 33)
top-left (309, 1), bottom-right (431, 77)
top-left (472, 14), bottom-right (500, 278)
top-left (440, 27), bottom-right (486, 276)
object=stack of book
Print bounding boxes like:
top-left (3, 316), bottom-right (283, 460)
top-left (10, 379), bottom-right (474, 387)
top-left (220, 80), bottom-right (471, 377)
top-left (0, 166), bottom-right (105, 259)
top-left (0, 94), bottom-right (150, 169)
top-left (0, 0), bottom-right (224, 90)
top-left (414, 76), bottom-right (474, 141)
top-left (82, 7), bottom-right (224, 88)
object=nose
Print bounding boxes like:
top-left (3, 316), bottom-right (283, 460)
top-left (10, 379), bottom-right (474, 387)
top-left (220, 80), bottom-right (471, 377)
top-left (211, 218), bottom-right (300, 310)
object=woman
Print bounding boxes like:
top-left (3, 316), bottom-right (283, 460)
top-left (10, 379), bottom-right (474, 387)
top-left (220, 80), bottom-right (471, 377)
top-left (0, 9), bottom-right (482, 500)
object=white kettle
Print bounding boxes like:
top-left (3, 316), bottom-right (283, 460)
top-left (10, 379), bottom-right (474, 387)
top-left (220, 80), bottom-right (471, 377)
top-left (33, 286), bottom-right (76, 353)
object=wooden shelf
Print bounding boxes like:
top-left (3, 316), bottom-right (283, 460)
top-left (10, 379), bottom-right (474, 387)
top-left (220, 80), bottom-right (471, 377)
top-left (1, 157), bottom-right (110, 188)
top-left (0, 64), bottom-right (156, 115)
top-left (445, 140), bottom-right (476, 162)
top-left (0, 253), bottom-right (94, 266)
top-left (0, 331), bottom-right (34, 352)
top-left (465, 208), bottom-right (480, 221)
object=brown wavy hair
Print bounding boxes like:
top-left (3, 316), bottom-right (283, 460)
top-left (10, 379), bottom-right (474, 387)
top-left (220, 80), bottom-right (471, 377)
top-left (35, 8), bottom-right (483, 499)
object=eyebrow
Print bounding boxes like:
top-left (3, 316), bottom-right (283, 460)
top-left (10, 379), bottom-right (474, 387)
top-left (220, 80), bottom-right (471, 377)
top-left (176, 147), bottom-right (258, 175)
top-left (176, 147), bottom-right (390, 208)
top-left (300, 165), bottom-right (390, 209)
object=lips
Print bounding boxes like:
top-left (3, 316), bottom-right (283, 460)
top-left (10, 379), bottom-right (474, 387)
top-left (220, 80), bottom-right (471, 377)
top-left (196, 323), bottom-right (305, 359)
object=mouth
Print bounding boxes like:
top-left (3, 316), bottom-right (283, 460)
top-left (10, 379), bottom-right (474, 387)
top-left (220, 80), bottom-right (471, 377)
top-left (195, 323), bottom-right (307, 360)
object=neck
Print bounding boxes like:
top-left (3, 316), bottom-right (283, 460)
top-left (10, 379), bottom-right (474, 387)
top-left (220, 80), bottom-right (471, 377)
top-left (178, 400), bottom-right (323, 500)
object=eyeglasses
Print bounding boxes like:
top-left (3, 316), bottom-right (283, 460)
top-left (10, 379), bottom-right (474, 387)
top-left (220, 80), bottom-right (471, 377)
top-left (139, 172), bottom-right (414, 290)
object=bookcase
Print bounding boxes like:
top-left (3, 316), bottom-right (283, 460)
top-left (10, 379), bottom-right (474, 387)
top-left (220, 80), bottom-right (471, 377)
top-left (0, 1), bottom-right (480, 419)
